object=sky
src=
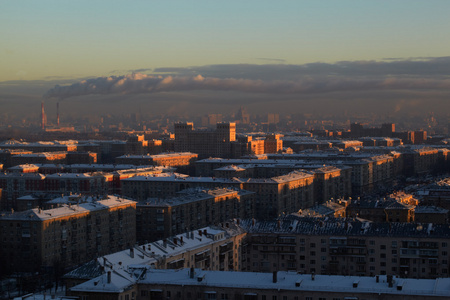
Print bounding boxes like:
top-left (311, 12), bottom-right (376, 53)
top-left (1, 1), bottom-right (450, 120)
top-left (2, 0), bottom-right (450, 81)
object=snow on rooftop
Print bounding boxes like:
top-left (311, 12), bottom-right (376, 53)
top-left (121, 269), bottom-right (450, 297)
top-left (0, 195), bottom-right (136, 221)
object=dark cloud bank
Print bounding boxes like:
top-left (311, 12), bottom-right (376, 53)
top-left (3, 57), bottom-right (450, 119)
top-left (44, 57), bottom-right (450, 100)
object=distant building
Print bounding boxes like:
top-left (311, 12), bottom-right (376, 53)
top-left (414, 206), bottom-right (449, 224)
top-left (346, 198), bottom-right (415, 223)
top-left (174, 122), bottom-right (236, 158)
top-left (115, 152), bottom-right (198, 170)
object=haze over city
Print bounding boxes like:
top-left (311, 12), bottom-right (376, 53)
top-left (2, 1), bottom-right (450, 122)
top-left (3, 1), bottom-right (450, 300)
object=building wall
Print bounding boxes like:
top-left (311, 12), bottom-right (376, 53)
top-left (0, 199), bottom-right (136, 275)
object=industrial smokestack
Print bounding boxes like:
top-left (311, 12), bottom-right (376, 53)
top-left (41, 101), bottom-right (45, 130)
top-left (56, 102), bottom-right (60, 127)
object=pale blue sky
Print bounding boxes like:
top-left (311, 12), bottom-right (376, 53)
top-left (1, 0), bottom-right (450, 81)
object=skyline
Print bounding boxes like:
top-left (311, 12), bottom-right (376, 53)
top-left (1, 1), bottom-right (450, 122)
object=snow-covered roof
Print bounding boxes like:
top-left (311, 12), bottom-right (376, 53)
top-left (0, 195), bottom-right (136, 221)
top-left (75, 268), bottom-right (450, 297)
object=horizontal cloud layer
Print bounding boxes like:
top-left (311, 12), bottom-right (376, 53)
top-left (44, 57), bottom-right (450, 99)
top-left (45, 73), bottom-right (450, 100)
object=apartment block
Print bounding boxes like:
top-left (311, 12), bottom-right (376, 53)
top-left (240, 217), bottom-right (450, 279)
top-left (122, 171), bottom-right (315, 219)
top-left (64, 225), bottom-right (246, 289)
top-left (136, 188), bottom-right (255, 242)
top-left (68, 268), bottom-right (450, 300)
top-left (174, 122), bottom-right (236, 158)
top-left (0, 195), bottom-right (136, 276)
top-left (115, 152), bottom-right (198, 169)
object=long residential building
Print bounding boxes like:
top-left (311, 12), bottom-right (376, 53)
top-left (68, 268), bottom-right (450, 300)
top-left (64, 225), bottom-right (246, 289)
top-left (136, 187), bottom-right (255, 242)
top-left (240, 216), bottom-right (450, 279)
top-left (0, 195), bottom-right (136, 276)
top-left (122, 171), bottom-right (315, 219)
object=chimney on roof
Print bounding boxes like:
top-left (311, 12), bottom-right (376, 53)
top-left (203, 229), bottom-right (207, 236)
top-left (180, 236), bottom-right (183, 244)
top-left (56, 102), bottom-right (60, 127)
top-left (273, 271), bottom-right (277, 283)
top-left (198, 230), bottom-right (202, 236)
top-left (130, 247), bottom-right (134, 258)
top-left (173, 237), bottom-right (177, 245)
top-left (107, 271), bottom-right (111, 284)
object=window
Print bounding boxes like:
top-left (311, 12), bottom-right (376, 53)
top-left (205, 293), bottom-right (216, 300)
top-left (380, 245), bottom-right (386, 250)
top-left (310, 243), bottom-right (316, 248)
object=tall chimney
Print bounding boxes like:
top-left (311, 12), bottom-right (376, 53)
top-left (41, 101), bottom-right (45, 130)
top-left (56, 102), bottom-right (60, 127)
top-left (107, 271), bottom-right (111, 284)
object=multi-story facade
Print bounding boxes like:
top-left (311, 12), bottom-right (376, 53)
top-left (240, 217), bottom-right (450, 279)
top-left (44, 172), bottom-right (113, 196)
top-left (122, 171), bottom-right (315, 219)
top-left (174, 122), bottom-right (236, 158)
top-left (64, 225), bottom-right (246, 289)
top-left (0, 172), bottom-right (45, 210)
top-left (0, 195), bottom-right (136, 276)
top-left (346, 198), bottom-right (415, 223)
top-left (11, 152), bottom-right (69, 166)
top-left (136, 188), bottom-right (255, 242)
top-left (115, 152), bottom-right (198, 169)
